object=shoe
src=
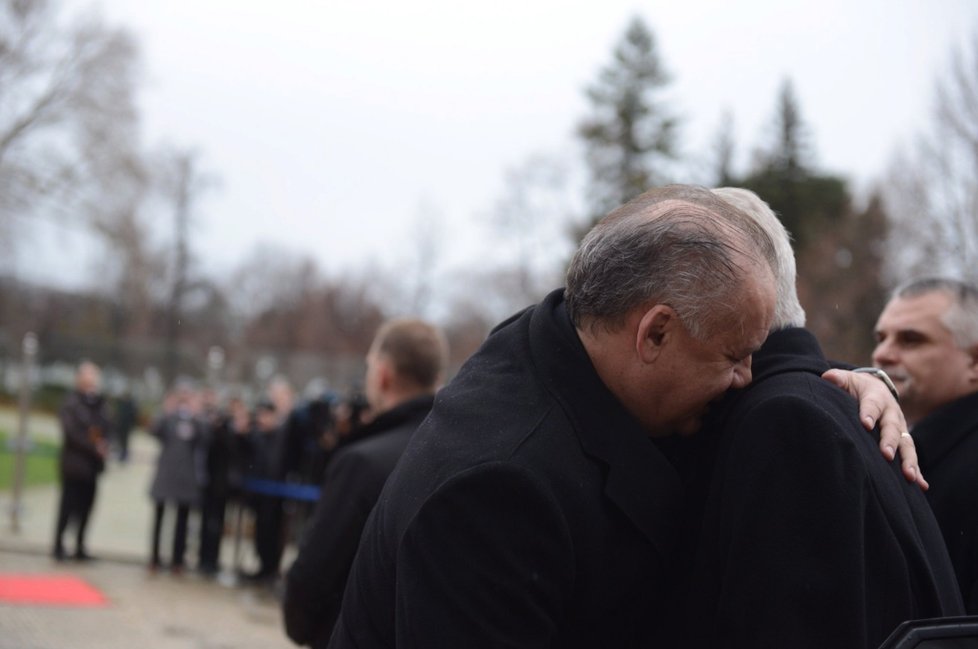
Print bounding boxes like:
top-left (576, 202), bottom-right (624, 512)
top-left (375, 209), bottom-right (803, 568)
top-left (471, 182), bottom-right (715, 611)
top-left (239, 569), bottom-right (275, 584)
top-left (73, 550), bottom-right (96, 562)
top-left (198, 564), bottom-right (220, 578)
top-left (148, 560), bottom-right (163, 575)
top-left (52, 547), bottom-right (67, 562)
top-left (170, 564), bottom-right (185, 577)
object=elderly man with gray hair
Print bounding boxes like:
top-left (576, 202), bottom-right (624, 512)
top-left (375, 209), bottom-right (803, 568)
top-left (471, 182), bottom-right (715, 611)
top-left (874, 277), bottom-right (978, 612)
top-left (679, 189), bottom-right (963, 649)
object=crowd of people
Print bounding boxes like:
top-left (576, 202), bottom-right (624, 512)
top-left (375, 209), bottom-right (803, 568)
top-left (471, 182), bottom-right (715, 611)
top-left (51, 184), bottom-right (978, 648)
top-left (52, 361), bottom-right (374, 584)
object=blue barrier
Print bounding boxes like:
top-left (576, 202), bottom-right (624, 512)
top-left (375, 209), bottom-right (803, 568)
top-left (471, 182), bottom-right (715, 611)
top-left (241, 478), bottom-right (320, 502)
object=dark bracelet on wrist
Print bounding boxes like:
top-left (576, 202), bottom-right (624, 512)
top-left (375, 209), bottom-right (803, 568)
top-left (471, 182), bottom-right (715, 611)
top-left (852, 367), bottom-right (899, 401)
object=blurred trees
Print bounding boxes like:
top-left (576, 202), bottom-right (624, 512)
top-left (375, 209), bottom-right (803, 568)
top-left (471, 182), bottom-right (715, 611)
top-left (8, 10), bottom-right (968, 393)
top-left (489, 152), bottom-right (573, 310)
top-left (578, 15), bottom-right (678, 227)
top-left (883, 32), bottom-right (978, 284)
top-left (0, 0), bottom-right (141, 241)
top-left (723, 79), bottom-right (888, 362)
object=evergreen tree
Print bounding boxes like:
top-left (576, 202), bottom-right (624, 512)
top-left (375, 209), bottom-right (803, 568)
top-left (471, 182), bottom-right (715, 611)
top-left (710, 110), bottom-right (737, 187)
top-left (578, 16), bottom-right (678, 226)
top-left (740, 78), bottom-right (846, 249)
top-left (731, 79), bottom-right (887, 361)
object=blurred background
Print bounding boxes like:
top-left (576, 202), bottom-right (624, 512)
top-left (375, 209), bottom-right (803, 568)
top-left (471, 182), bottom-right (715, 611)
top-left (3, 0), bottom-right (978, 404)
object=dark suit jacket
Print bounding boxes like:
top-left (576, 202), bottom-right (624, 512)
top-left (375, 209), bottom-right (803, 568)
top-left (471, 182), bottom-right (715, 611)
top-left (329, 289), bottom-right (683, 649)
top-left (283, 395), bottom-right (435, 649)
top-left (683, 328), bottom-right (963, 648)
top-left (912, 390), bottom-right (978, 613)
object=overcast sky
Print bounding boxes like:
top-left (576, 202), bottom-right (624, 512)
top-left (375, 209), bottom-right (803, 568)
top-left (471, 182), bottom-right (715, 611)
top-left (27, 0), bottom-right (978, 290)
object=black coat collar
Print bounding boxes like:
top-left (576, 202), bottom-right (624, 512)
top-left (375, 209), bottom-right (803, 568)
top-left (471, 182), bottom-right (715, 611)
top-left (355, 395), bottom-right (434, 440)
top-left (527, 289), bottom-right (683, 556)
top-left (749, 327), bottom-right (829, 382)
top-left (912, 390), bottom-right (978, 468)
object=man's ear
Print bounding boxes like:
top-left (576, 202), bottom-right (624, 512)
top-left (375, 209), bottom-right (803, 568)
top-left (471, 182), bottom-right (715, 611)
top-left (966, 344), bottom-right (978, 384)
top-left (636, 304), bottom-right (679, 363)
top-left (377, 357), bottom-right (395, 392)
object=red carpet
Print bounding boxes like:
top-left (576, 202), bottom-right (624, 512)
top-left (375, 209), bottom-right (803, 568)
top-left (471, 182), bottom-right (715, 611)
top-left (0, 574), bottom-right (107, 607)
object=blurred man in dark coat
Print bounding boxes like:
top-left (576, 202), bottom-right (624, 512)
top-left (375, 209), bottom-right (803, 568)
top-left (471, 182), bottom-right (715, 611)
top-left (680, 189), bottom-right (963, 648)
top-left (283, 318), bottom-right (448, 649)
top-left (874, 277), bottom-right (978, 613)
top-left (52, 361), bottom-right (109, 561)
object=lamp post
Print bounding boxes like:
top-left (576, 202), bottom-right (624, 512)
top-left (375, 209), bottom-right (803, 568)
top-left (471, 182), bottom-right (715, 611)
top-left (9, 332), bottom-right (38, 532)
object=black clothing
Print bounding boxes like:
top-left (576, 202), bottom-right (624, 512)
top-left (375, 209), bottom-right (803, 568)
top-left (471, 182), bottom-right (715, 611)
top-left (113, 394), bottom-right (138, 462)
top-left (53, 478), bottom-right (96, 559)
top-left (151, 501), bottom-right (190, 569)
top-left (912, 390), bottom-right (978, 613)
top-left (244, 426), bottom-right (285, 579)
top-left (53, 390), bottom-right (109, 558)
top-left (683, 328), bottom-right (964, 648)
top-left (283, 395), bottom-right (434, 649)
top-left (58, 391), bottom-right (109, 482)
top-left (329, 290), bottom-right (683, 649)
top-left (198, 413), bottom-right (238, 573)
top-left (278, 397), bottom-right (335, 486)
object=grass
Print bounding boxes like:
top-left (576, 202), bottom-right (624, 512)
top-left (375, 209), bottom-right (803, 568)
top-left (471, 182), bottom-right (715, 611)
top-left (0, 430), bottom-right (59, 489)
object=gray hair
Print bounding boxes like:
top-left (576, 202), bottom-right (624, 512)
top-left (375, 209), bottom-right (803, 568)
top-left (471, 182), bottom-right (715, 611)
top-left (893, 277), bottom-right (978, 349)
top-left (565, 184), bottom-right (776, 339)
top-left (712, 187), bottom-right (806, 330)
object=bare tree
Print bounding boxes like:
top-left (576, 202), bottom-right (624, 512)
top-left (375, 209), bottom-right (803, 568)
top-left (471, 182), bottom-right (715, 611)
top-left (883, 32), bottom-right (978, 284)
top-left (489, 152), bottom-right (573, 308)
top-left (407, 199), bottom-right (444, 318)
top-left (157, 149), bottom-right (214, 386)
top-left (578, 16), bottom-right (679, 227)
top-left (0, 0), bottom-right (142, 240)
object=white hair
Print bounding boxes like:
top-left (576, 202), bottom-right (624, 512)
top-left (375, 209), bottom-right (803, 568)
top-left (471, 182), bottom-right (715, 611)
top-left (712, 187), bottom-right (806, 330)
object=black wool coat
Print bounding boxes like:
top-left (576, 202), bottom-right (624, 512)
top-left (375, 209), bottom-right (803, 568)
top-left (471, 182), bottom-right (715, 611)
top-left (682, 328), bottom-right (964, 649)
top-left (59, 390), bottom-right (110, 483)
top-left (283, 395), bottom-right (435, 649)
top-left (329, 289), bottom-right (684, 649)
top-left (912, 390), bottom-right (978, 613)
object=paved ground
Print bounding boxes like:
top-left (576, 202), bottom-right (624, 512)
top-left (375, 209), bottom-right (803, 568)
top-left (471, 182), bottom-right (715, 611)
top-left (0, 411), bottom-right (297, 649)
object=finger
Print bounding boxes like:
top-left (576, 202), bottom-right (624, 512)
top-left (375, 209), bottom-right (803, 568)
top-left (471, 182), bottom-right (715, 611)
top-left (821, 369), bottom-right (883, 430)
top-left (875, 397), bottom-right (909, 459)
top-left (820, 368), bottom-right (848, 391)
top-left (897, 431), bottom-right (929, 490)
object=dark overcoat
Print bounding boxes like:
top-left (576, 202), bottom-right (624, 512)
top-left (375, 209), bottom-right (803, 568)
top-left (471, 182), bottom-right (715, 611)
top-left (683, 328), bottom-right (964, 648)
top-left (59, 390), bottom-right (109, 482)
top-left (283, 395), bottom-right (435, 649)
top-left (912, 390), bottom-right (978, 613)
top-left (329, 289), bottom-right (684, 649)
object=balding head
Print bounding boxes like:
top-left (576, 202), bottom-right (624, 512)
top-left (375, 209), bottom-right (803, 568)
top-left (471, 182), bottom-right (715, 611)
top-left (566, 184), bottom-right (777, 340)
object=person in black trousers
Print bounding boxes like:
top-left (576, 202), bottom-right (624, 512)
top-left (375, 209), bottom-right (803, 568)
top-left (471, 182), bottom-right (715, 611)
top-left (53, 361), bottom-right (109, 562)
top-left (197, 394), bottom-right (250, 576)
